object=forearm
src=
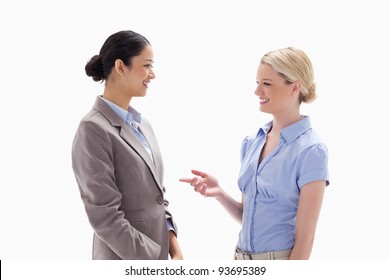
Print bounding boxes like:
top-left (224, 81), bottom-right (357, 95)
top-left (168, 231), bottom-right (183, 260)
top-left (215, 189), bottom-right (243, 224)
top-left (288, 236), bottom-right (314, 260)
top-left (290, 181), bottom-right (326, 260)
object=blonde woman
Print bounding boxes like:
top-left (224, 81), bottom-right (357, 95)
top-left (181, 47), bottom-right (329, 260)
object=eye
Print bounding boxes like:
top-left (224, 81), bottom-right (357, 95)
top-left (144, 64), bottom-right (154, 68)
top-left (263, 82), bottom-right (271, 86)
top-left (256, 81), bottom-right (259, 85)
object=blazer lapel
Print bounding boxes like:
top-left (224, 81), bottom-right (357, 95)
top-left (119, 124), bottom-right (160, 183)
top-left (139, 121), bottom-right (163, 183)
top-left (93, 97), bottom-right (163, 193)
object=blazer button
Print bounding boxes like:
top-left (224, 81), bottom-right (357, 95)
top-left (157, 196), bottom-right (164, 204)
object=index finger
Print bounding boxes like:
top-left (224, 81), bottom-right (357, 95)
top-left (179, 178), bottom-right (193, 183)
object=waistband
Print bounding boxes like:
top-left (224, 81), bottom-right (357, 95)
top-left (235, 247), bottom-right (291, 260)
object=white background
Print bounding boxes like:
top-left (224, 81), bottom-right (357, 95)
top-left (1, 0), bottom-right (389, 261)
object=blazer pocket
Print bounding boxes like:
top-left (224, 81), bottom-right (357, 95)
top-left (128, 219), bottom-right (147, 234)
top-left (124, 209), bottom-right (147, 234)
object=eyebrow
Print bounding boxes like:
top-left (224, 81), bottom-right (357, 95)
top-left (144, 59), bottom-right (154, 63)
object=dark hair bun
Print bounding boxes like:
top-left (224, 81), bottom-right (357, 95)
top-left (85, 55), bottom-right (104, 82)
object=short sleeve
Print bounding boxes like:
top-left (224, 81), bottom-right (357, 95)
top-left (297, 143), bottom-right (330, 189)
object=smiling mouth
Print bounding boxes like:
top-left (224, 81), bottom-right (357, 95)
top-left (143, 81), bottom-right (150, 88)
top-left (260, 99), bottom-right (269, 104)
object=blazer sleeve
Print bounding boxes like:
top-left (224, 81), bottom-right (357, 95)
top-left (72, 117), bottom-right (161, 259)
top-left (162, 186), bottom-right (178, 235)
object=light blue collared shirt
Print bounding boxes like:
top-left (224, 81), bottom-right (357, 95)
top-left (101, 97), bottom-right (154, 161)
top-left (100, 97), bottom-right (175, 233)
top-left (237, 116), bottom-right (329, 253)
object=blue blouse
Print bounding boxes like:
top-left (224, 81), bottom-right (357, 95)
top-left (237, 116), bottom-right (330, 253)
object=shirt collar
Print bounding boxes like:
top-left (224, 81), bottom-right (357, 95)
top-left (126, 106), bottom-right (142, 128)
top-left (100, 96), bottom-right (142, 128)
top-left (257, 116), bottom-right (312, 144)
top-left (257, 121), bottom-right (273, 137)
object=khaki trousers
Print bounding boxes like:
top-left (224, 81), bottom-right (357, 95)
top-left (234, 247), bottom-right (291, 260)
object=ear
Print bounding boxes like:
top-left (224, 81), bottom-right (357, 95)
top-left (113, 59), bottom-right (126, 77)
top-left (291, 81), bottom-right (302, 97)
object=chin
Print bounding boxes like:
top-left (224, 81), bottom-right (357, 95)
top-left (259, 107), bottom-right (271, 114)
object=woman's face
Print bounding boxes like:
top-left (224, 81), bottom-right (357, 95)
top-left (122, 45), bottom-right (155, 98)
top-left (254, 63), bottom-right (298, 115)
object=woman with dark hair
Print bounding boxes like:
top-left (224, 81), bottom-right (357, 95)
top-left (72, 30), bottom-right (183, 260)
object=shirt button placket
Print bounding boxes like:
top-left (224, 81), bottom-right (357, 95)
top-left (249, 180), bottom-right (257, 252)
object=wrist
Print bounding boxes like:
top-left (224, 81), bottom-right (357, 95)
top-left (214, 186), bottom-right (225, 200)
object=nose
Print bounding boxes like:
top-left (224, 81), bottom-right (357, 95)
top-left (149, 70), bottom-right (156, 79)
top-left (254, 84), bottom-right (262, 96)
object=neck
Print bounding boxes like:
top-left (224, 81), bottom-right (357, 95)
top-left (102, 87), bottom-right (131, 111)
top-left (270, 111), bottom-right (302, 135)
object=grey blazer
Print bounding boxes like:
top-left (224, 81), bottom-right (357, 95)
top-left (72, 96), bottom-right (177, 260)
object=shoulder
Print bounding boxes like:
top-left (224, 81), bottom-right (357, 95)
top-left (296, 134), bottom-right (330, 187)
top-left (240, 128), bottom-right (263, 161)
top-left (241, 131), bottom-right (257, 150)
top-left (299, 129), bottom-right (328, 153)
top-left (296, 130), bottom-right (329, 168)
top-left (74, 109), bottom-right (116, 143)
top-left (77, 110), bottom-right (106, 131)
top-left (241, 121), bottom-right (270, 149)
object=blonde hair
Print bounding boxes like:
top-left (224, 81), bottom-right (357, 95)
top-left (261, 47), bottom-right (316, 103)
